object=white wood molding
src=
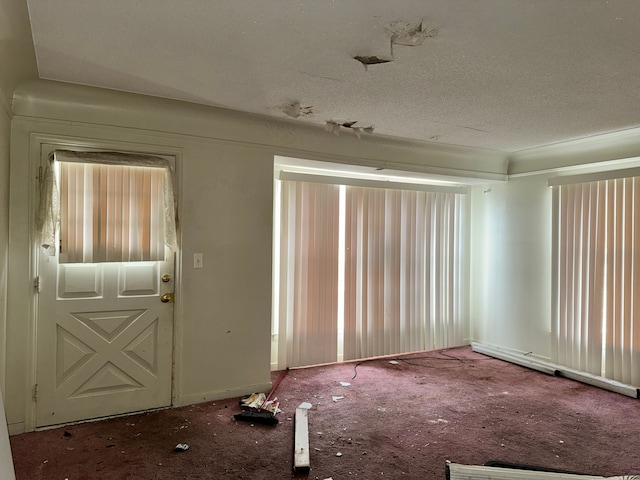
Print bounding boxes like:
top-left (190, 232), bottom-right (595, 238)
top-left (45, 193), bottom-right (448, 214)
top-left (471, 342), bottom-right (639, 398)
top-left (293, 407), bottom-right (310, 471)
top-left (509, 127), bottom-right (640, 176)
top-left (171, 382), bottom-right (273, 408)
top-left (12, 79), bottom-right (509, 180)
top-left (447, 462), bottom-right (639, 479)
top-left (0, 84), bottom-right (12, 118)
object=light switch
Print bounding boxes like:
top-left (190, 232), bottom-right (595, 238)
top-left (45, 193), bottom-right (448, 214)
top-left (193, 253), bottom-right (203, 269)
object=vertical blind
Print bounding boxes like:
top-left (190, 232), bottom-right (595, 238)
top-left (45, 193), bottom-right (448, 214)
top-left (554, 177), bottom-right (640, 387)
top-left (59, 162), bottom-right (166, 263)
top-left (343, 187), bottom-right (464, 360)
top-left (37, 150), bottom-right (178, 263)
top-left (276, 181), bottom-right (341, 368)
top-left (274, 178), bottom-right (466, 369)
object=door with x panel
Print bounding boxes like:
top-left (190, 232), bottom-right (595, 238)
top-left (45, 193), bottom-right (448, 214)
top-left (35, 151), bottom-right (176, 428)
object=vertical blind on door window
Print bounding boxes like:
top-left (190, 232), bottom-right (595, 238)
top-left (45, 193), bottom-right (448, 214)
top-left (59, 161), bottom-right (166, 263)
top-left (38, 150), bottom-right (178, 263)
top-left (274, 178), bottom-right (466, 369)
top-left (554, 176), bottom-right (640, 387)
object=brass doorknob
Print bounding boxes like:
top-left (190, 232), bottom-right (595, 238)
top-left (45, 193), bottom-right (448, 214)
top-left (161, 293), bottom-right (174, 303)
top-left (161, 274), bottom-right (171, 283)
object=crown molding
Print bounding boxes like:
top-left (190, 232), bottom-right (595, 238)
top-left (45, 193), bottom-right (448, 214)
top-left (508, 127), bottom-right (640, 176)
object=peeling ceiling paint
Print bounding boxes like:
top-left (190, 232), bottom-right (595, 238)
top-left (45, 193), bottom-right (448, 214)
top-left (281, 101), bottom-right (314, 118)
top-left (24, 0), bottom-right (640, 152)
top-left (326, 120), bottom-right (375, 139)
top-left (386, 20), bottom-right (439, 56)
top-left (353, 55), bottom-right (393, 70)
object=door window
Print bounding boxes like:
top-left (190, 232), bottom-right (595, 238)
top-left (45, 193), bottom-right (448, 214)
top-left (38, 150), bottom-right (178, 263)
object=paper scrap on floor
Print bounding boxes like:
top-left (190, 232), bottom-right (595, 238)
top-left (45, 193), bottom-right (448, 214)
top-left (240, 392), bottom-right (279, 414)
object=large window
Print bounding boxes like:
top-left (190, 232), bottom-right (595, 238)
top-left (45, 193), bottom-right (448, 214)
top-left (552, 172), bottom-right (640, 387)
top-left (273, 172), bottom-right (466, 369)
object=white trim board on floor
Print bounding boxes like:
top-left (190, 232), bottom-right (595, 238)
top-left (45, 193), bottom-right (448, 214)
top-left (471, 342), bottom-right (639, 399)
top-left (446, 462), bottom-right (639, 479)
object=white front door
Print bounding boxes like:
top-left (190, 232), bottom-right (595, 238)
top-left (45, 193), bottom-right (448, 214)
top-left (34, 152), bottom-right (176, 428)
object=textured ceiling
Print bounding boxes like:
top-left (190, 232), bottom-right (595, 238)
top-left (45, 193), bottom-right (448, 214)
top-left (25, 0), bottom-right (640, 153)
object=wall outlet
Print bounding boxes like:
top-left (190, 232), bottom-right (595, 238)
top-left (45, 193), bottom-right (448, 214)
top-left (193, 253), bottom-right (203, 269)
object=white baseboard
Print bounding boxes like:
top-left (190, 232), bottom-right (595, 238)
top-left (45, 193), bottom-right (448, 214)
top-left (7, 422), bottom-right (25, 436)
top-left (174, 382), bottom-right (273, 408)
top-left (471, 342), bottom-right (558, 376)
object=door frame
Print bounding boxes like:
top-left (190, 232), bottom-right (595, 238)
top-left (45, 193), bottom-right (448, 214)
top-left (23, 133), bottom-right (183, 432)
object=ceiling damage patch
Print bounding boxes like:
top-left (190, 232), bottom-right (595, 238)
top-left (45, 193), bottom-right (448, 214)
top-left (326, 120), bottom-right (375, 139)
top-left (281, 101), bottom-right (314, 118)
top-left (354, 19), bottom-right (438, 71)
top-left (386, 20), bottom-right (439, 56)
top-left (353, 55), bottom-right (393, 70)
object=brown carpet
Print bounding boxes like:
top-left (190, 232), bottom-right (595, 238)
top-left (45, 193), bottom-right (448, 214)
top-left (9, 346), bottom-right (640, 479)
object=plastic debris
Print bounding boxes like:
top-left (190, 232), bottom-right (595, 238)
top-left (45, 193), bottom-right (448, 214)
top-left (389, 360), bottom-right (399, 365)
top-left (174, 443), bottom-right (190, 452)
top-left (336, 452), bottom-right (343, 457)
top-left (298, 402), bottom-right (313, 409)
top-left (340, 382), bottom-right (351, 387)
top-left (332, 396), bottom-right (345, 402)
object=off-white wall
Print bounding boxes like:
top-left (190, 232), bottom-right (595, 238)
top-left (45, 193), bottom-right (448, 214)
top-left (0, 0), bottom-right (37, 108)
top-left (1, 0), bottom-right (37, 397)
top-left (176, 142), bottom-right (275, 403)
top-left (0, 93), bottom-right (17, 479)
top-left (469, 175), bottom-right (553, 359)
top-left (0, 0), bottom-right (23, 464)
top-left (6, 80), bottom-right (506, 433)
top-left (0, 391), bottom-right (15, 480)
top-left (0, 96), bottom-right (10, 390)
